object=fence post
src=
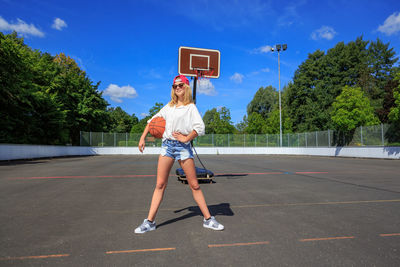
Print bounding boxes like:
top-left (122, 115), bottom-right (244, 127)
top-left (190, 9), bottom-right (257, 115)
top-left (228, 134), bottom-right (230, 147)
top-left (126, 132), bottom-right (128, 147)
top-left (102, 132), bottom-right (104, 147)
top-left (305, 132), bottom-right (307, 147)
top-left (328, 129), bottom-right (331, 147)
top-left (266, 134), bottom-right (268, 147)
top-left (316, 131), bottom-right (318, 147)
top-left (360, 126), bottom-right (363, 146)
top-left (298, 133), bottom-right (300, 147)
top-left (114, 132), bottom-right (116, 147)
top-left (244, 134), bottom-right (246, 147)
top-left (255, 134), bottom-right (256, 147)
top-left (90, 132), bottom-right (92, 146)
top-left (212, 133), bottom-right (214, 147)
top-left (287, 133), bottom-right (289, 147)
top-left (381, 124), bottom-right (384, 146)
top-left (80, 131), bottom-right (82, 146)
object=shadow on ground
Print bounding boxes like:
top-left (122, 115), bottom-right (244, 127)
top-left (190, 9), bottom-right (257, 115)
top-left (157, 203), bottom-right (234, 228)
top-left (215, 173), bottom-right (248, 179)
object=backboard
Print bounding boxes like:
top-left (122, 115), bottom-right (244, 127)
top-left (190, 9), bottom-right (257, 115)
top-left (178, 46), bottom-right (220, 78)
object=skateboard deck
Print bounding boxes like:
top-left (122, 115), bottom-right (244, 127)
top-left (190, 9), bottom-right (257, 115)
top-left (176, 167), bottom-right (214, 183)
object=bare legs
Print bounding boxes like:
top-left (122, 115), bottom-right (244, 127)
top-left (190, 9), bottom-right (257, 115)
top-left (179, 158), bottom-right (211, 219)
top-left (147, 155), bottom-right (174, 221)
top-left (147, 156), bottom-right (211, 222)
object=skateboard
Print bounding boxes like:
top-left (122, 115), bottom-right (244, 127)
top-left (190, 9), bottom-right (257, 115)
top-left (176, 167), bottom-right (214, 184)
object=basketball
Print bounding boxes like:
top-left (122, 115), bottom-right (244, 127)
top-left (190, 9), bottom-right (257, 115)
top-left (149, 117), bottom-right (166, 139)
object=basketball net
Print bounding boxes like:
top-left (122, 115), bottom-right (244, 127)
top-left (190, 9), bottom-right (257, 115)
top-left (195, 68), bottom-right (214, 80)
top-left (192, 68), bottom-right (215, 105)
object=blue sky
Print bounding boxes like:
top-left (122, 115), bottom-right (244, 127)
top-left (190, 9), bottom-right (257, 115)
top-left (2, 0), bottom-right (400, 125)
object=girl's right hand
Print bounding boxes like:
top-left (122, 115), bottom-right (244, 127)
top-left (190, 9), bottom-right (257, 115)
top-left (138, 138), bottom-right (145, 153)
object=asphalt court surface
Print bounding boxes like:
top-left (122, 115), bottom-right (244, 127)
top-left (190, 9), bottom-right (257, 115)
top-left (1, 155), bottom-right (399, 266)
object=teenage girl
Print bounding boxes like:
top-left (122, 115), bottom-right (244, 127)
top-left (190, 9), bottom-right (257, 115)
top-left (134, 75), bottom-right (224, 233)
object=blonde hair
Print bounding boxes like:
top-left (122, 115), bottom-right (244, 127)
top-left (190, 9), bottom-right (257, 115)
top-left (169, 83), bottom-right (194, 106)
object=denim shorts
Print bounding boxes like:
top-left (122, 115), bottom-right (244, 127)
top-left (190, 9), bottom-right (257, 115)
top-left (160, 139), bottom-right (194, 161)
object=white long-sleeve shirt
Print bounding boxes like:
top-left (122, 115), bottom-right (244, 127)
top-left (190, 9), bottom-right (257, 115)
top-left (147, 103), bottom-right (205, 142)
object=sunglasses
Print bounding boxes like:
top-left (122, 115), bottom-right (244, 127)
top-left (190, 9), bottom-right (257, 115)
top-left (172, 83), bottom-right (185, 89)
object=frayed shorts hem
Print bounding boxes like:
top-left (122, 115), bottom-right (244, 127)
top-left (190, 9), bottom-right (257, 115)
top-left (160, 139), bottom-right (194, 162)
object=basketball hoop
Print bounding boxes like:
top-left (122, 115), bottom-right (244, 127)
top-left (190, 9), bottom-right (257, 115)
top-left (178, 47), bottom-right (220, 78)
top-left (178, 46), bottom-right (220, 103)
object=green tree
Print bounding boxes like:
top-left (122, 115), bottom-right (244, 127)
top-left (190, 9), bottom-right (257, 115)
top-left (0, 32), bottom-right (67, 144)
top-left (387, 71), bottom-right (400, 143)
top-left (246, 112), bottom-right (267, 134)
top-left (246, 83), bottom-right (292, 134)
top-left (149, 102), bottom-right (164, 117)
top-left (130, 121), bottom-right (146, 134)
top-left (364, 39), bottom-right (399, 119)
top-left (217, 107), bottom-right (235, 134)
top-left (52, 53), bottom-right (109, 145)
top-left (107, 107), bottom-right (137, 133)
top-left (247, 86), bottom-right (277, 118)
top-left (285, 49), bottom-right (327, 132)
top-left (130, 103), bottom-right (164, 134)
top-left (235, 116), bottom-right (248, 134)
top-left (388, 73), bottom-right (400, 123)
top-left (262, 108), bottom-right (293, 134)
top-left (285, 36), bottom-right (397, 132)
top-left (376, 79), bottom-right (398, 123)
top-left (331, 86), bottom-right (379, 143)
top-left (203, 107), bottom-right (235, 134)
top-left (203, 108), bottom-right (218, 134)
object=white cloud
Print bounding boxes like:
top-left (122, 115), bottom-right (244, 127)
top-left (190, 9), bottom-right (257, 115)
top-left (261, 68), bottom-right (270, 73)
top-left (230, 73), bottom-right (244, 83)
top-left (103, 84), bottom-right (138, 103)
top-left (249, 67), bottom-right (270, 76)
top-left (253, 45), bottom-right (273, 54)
top-left (377, 12), bottom-right (400, 36)
top-left (311, 26), bottom-right (337, 40)
top-left (191, 79), bottom-right (217, 96)
top-left (52, 18), bottom-right (67, 31)
top-left (140, 113), bottom-right (149, 118)
top-left (0, 16), bottom-right (44, 37)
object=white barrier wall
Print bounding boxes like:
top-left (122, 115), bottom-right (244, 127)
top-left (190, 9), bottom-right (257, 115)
top-left (1, 144), bottom-right (399, 160)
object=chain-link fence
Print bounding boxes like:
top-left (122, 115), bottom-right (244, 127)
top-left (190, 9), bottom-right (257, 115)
top-left (80, 124), bottom-right (399, 147)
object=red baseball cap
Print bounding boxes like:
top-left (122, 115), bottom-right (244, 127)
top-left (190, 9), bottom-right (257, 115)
top-left (173, 75), bottom-right (190, 85)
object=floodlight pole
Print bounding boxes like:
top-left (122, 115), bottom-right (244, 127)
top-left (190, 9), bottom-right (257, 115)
top-left (271, 44), bottom-right (287, 147)
top-left (278, 50), bottom-right (282, 147)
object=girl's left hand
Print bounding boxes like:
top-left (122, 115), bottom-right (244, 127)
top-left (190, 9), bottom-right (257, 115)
top-left (172, 132), bottom-right (188, 143)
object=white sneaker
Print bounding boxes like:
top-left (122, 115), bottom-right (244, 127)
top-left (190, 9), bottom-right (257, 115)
top-left (203, 216), bottom-right (224, 231)
top-left (134, 219), bottom-right (156, 234)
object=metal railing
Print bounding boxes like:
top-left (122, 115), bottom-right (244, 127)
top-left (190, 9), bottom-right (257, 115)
top-left (80, 124), bottom-right (398, 147)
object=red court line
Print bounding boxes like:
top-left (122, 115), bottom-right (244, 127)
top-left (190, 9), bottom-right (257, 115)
top-left (295, 172), bottom-right (329, 174)
top-left (208, 241), bottom-right (270, 248)
top-left (215, 172), bottom-right (283, 176)
top-left (299, 236), bottom-right (355, 242)
top-left (106, 247), bottom-right (176, 254)
top-left (0, 254), bottom-right (70, 261)
top-left (380, 233), bottom-right (400, 237)
top-left (9, 171), bottom-right (329, 180)
top-left (216, 172), bottom-right (328, 176)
